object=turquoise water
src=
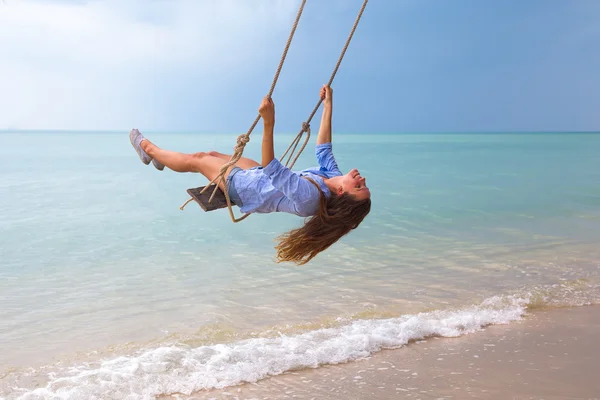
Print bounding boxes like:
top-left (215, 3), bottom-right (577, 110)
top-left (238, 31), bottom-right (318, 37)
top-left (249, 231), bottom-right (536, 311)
top-left (1, 132), bottom-right (599, 399)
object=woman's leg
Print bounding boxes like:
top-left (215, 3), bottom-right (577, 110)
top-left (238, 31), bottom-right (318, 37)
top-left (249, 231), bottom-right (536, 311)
top-left (141, 139), bottom-right (235, 190)
top-left (206, 151), bottom-right (261, 169)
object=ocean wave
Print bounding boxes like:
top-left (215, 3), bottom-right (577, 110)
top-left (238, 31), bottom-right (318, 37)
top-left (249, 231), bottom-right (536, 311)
top-left (7, 294), bottom-right (530, 400)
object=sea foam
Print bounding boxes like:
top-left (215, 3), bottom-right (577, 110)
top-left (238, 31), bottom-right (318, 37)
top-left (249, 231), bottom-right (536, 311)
top-left (10, 294), bottom-right (529, 400)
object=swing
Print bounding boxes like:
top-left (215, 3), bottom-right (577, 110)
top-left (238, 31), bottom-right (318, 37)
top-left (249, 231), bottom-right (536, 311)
top-left (180, 0), bottom-right (369, 222)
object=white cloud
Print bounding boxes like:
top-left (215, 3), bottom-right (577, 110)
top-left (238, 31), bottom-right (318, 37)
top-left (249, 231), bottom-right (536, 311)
top-left (0, 0), bottom-right (300, 130)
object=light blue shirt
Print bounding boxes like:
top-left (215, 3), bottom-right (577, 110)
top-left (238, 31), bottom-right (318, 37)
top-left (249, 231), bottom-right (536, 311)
top-left (229, 143), bottom-right (343, 217)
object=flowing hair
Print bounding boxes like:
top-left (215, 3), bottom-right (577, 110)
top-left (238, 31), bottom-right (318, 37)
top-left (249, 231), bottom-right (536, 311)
top-left (275, 177), bottom-right (371, 265)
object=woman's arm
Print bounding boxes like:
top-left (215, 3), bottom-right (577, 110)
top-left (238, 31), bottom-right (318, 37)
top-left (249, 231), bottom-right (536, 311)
top-left (259, 96), bottom-right (276, 167)
top-left (316, 85), bottom-right (333, 145)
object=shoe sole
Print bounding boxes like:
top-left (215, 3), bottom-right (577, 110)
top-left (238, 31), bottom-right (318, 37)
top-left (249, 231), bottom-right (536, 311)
top-left (152, 159), bottom-right (165, 171)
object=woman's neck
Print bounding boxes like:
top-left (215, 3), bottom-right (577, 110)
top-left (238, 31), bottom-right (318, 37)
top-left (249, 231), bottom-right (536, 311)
top-left (323, 176), bottom-right (342, 196)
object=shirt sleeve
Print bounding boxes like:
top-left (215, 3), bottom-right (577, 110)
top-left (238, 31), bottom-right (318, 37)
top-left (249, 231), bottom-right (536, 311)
top-left (315, 143), bottom-right (342, 175)
top-left (262, 158), bottom-right (321, 213)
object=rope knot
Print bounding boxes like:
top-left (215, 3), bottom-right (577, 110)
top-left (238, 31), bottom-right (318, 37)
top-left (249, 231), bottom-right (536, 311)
top-left (237, 134), bottom-right (250, 145)
top-left (301, 122), bottom-right (310, 132)
top-left (233, 134), bottom-right (250, 153)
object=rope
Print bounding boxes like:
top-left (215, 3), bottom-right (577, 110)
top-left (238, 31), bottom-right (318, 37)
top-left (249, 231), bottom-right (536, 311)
top-left (180, 0), bottom-right (369, 223)
top-left (180, 0), bottom-right (308, 222)
top-left (281, 0), bottom-right (369, 170)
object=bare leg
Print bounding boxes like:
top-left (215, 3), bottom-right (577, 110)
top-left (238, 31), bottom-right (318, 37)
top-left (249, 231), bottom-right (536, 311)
top-left (140, 139), bottom-right (234, 190)
top-left (207, 151), bottom-right (260, 170)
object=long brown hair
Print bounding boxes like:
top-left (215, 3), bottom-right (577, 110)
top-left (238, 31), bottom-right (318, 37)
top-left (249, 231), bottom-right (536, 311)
top-left (275, 177), bottom-right (371, 265)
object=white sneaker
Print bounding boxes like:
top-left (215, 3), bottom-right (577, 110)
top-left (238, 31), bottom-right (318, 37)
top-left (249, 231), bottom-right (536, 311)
top-left (129, 128), bottom-right (152, 165)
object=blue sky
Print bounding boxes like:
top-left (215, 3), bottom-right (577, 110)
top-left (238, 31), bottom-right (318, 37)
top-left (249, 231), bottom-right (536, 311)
top-left (1, 0), bottom-right (598, 133)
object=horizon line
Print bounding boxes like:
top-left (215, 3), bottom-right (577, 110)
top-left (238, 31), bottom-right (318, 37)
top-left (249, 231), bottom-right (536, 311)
top-left (1, 129), bottom-right (599, 135)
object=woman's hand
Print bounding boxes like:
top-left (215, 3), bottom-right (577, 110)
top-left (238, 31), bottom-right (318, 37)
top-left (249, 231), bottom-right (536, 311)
top-left (320, 85), bottom-right (333, 107)
top-left (259, 96), bottom-right (275, 125)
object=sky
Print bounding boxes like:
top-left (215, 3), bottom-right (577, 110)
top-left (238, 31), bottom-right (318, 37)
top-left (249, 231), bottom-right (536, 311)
top-left (1, 0), bottom-right (599, 133)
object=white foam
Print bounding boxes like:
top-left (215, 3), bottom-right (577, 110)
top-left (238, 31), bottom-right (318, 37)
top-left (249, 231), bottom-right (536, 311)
top-left (10, 295), bottom-right (529, 400)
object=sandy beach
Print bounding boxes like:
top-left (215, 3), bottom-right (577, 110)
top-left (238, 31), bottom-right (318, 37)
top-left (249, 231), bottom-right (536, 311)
top-left (176, 305), bottom-right (600, 400)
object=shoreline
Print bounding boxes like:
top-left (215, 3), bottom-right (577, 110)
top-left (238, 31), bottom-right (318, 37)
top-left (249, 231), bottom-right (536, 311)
top-left (181, 304), bottom-right (600, 399)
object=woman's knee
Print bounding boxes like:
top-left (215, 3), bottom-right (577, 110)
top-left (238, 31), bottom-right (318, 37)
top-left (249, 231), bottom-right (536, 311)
top-left (178, 152), bottom-right (209, 172)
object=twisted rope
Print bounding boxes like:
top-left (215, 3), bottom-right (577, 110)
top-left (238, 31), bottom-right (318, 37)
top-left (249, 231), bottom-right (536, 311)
top-left (185, 0), bottom-right (307, 223)
top-left (281, 0), bottom-right (369, 170)
top-left (181, 0), bottom-right (369, 223)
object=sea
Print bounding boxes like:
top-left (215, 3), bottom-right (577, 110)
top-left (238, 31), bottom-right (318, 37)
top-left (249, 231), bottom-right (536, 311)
top-left (1, 131), bottom-right (599, 399)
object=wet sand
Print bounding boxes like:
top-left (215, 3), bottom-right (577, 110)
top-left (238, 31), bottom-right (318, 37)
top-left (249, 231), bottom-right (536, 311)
top-left (175, 305), bottom-right (600, 399)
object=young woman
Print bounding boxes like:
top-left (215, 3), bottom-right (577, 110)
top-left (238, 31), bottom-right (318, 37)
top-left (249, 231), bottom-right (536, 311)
top-left (130, 85), bottom-right (371, 264)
